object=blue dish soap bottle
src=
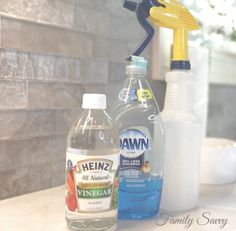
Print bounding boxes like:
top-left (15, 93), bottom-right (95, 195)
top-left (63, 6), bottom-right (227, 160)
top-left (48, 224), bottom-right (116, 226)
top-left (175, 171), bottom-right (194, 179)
top-left (111, 56), bottom-right (165, 219)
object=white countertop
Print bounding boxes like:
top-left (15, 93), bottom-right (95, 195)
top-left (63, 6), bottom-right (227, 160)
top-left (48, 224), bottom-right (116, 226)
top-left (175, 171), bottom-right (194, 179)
top-left (0, 184), bottom-right (236, 231)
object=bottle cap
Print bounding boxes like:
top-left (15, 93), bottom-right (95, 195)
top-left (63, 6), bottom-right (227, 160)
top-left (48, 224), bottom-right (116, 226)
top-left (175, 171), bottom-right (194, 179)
top-left (82, 94), bottom-right (107, 110)
top-left (126, 56), bottom-right (148, 75)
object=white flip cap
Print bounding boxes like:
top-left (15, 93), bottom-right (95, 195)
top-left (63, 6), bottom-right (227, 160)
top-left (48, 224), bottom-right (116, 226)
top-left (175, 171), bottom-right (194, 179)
top-left (82, 94), bottom-right (107, 109)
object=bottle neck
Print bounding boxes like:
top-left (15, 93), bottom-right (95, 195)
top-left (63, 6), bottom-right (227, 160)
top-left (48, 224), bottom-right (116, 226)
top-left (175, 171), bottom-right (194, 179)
top-left (126, 73), bottom-right (149, 90)
top-left (126, 72), bottom-right (146, 79)
top-left (82, 109), bottom-right (107, 118)
top-left (79, 109), bottom-right (113, 130)
top-left (164, 71), bottom-right (195, 112)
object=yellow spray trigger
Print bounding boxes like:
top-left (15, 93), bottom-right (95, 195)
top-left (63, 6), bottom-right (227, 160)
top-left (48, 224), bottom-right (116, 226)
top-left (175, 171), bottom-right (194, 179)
top-left (149, 0), bottom-right (200, 61)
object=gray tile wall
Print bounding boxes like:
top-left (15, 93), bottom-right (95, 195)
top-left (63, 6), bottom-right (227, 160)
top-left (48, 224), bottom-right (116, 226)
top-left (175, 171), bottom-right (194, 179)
top-left (0, 0), bottom-right (151, 200)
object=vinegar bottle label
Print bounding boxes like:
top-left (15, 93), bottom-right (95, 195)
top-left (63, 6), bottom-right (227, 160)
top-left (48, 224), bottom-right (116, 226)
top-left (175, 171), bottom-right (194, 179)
top-left (65, 148), bottom-right (119, 213)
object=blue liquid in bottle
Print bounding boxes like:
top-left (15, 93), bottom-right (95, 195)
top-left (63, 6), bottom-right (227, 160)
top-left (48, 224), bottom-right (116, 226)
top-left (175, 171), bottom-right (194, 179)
top-left (119, 173), bottom-right (163, 219)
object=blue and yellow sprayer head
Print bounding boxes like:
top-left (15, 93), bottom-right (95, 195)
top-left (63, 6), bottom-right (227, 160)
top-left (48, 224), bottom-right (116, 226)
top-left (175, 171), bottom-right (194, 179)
top-left (123, 0), bottom-right (200, 70)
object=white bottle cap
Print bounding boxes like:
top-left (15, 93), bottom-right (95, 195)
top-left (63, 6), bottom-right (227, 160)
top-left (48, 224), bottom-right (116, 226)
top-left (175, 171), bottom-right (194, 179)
top-left (82, 94), bottom-right (107, 109)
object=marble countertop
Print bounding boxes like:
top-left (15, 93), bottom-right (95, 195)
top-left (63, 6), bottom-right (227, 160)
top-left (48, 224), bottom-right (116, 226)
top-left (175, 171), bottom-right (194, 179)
top-left (0, 184), bottom-right (236, 231)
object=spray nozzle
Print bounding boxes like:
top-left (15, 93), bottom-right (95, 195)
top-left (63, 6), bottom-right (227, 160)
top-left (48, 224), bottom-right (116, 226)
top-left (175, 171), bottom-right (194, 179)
top-left (123, 0), bottom-right (200, 70)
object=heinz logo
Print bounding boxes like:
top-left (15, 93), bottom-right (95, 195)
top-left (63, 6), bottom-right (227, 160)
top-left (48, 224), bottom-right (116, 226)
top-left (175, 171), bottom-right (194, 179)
top-left (120, 129), bottom-right (150, 157)
top-left (78, 160), bottom-right (112, 172)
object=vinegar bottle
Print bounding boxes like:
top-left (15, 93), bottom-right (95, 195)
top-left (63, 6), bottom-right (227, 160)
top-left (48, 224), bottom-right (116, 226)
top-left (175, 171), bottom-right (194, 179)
top-left (65, 94), bottom-right (119, 231)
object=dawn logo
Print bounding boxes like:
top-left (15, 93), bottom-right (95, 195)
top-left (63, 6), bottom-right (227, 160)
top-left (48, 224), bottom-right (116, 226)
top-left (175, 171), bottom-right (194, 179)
top-left (120, 129), bottom-right (150, 158)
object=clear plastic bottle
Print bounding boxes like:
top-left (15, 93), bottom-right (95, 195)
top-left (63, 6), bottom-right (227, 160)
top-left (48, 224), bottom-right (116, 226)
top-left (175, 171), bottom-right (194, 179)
top-left (160, 70), bottom-right (202, 212)
top-left (110, 56), bottom-right (165, 220)
top-left (65, 94), bottom-right (119, 231)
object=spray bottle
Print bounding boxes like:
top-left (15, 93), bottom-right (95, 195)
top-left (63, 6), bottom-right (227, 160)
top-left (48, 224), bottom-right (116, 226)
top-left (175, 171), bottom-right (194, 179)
top-left (123, 0), bottom-right (202, 212)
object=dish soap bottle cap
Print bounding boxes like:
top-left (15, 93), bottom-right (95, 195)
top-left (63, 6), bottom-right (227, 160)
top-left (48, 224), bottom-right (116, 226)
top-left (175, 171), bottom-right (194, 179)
top-left (82, 94), bottom-right (107, 110)
top-left (126, 56), bottom-right (148, 76)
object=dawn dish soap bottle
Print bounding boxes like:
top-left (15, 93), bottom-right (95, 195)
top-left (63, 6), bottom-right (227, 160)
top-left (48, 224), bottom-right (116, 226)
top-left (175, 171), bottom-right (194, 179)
top-left (65, 94), bottom-right (119, 231)
top-left (111, 56), bottom-right (165, 220)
